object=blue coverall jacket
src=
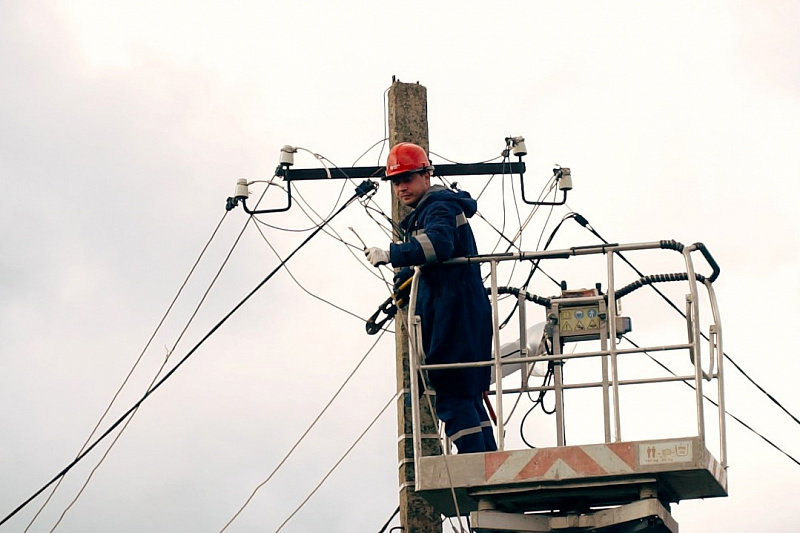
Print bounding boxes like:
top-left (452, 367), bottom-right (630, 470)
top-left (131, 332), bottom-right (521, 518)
top-left (389, 185), bottom-right (493, 398)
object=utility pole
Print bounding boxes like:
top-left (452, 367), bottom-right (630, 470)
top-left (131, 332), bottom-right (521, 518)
top-left (387, 79), bottom-right (442, 533)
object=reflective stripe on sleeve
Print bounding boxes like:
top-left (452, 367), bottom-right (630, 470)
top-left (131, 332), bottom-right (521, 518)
top-left (455, 212), bottom-right (467, 227)
top-left (415, 233), bottom-right (438, 263)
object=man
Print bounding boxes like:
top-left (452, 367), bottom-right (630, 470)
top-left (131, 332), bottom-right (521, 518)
top-left (365, 142), bottom-right (497, 454)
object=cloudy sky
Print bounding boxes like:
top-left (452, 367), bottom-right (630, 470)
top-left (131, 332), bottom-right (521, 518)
top-left (2, 1), bottom-right (799, 532)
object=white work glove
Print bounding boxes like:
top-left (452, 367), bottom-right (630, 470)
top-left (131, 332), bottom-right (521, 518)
top-left (364, 247), bottom-right (390, 267)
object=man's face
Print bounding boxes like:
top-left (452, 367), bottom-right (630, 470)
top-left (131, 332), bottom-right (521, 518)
top-left (391, 171), bottom-right (431, 207)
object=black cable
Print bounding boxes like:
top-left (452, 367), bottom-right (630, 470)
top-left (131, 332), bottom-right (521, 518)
top-left (428, 151), bottom-right (503, 165)
top-left (352, 137), bottom-right (388, 167)
top-left (22, 210), bottom-right (231, 532)
top-left (620, 336), bottom-right (800, 467)
top-left (0, 186), bottom-right (371, 527)
top-left (277, 179), bottom-right (388, 287)
top-left (489, 159), bottom-right (509, 254)
top-left (252, 221), bottom-right (368, 323)
top-left (520, 362), bottom-right (555, 449)
top-left (48, 208), bottom-right (263, 531)
top-left (219, 329), bottom-right (389, 532)
top-left (496, 212), bottom-right (570, 330)
top-left (378, 506), bottom-right (400, 533)
top-left (573, 213), bottom-right (800, 429)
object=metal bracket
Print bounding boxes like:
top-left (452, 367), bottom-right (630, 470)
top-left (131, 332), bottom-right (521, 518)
top-left (276, 161), bottom-right (526, 181)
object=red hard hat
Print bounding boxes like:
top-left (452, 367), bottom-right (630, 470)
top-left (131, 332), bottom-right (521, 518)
top-left (385, 142), bottom-right (434, 179)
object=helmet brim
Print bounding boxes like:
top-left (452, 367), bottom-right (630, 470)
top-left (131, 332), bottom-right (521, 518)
top-left (382, 166), bottom-right (435, 180)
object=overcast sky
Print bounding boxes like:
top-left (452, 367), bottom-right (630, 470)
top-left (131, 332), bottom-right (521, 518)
top-left (2, 1), bottom-right (799, 532)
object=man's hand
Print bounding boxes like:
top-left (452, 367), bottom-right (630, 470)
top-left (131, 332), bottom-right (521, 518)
top-left (364, 247), bottom-right (390, 267)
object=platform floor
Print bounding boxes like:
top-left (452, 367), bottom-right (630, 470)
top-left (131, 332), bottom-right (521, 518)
top-left (415, 436), bottom-right (727, 517)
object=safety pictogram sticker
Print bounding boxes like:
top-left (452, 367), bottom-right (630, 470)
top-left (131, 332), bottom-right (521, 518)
top-left (639, 441), bottom-right (693, 465)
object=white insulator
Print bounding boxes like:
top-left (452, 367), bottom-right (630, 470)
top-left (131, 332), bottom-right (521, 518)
top-left (234, 178), bottom-right (249, 199)
top-left (280, 145), bottom-right (296, 166)
top-left (511, 136), bottom-right (527, 157)
top-left (559, 168), bottom-right (573, 191)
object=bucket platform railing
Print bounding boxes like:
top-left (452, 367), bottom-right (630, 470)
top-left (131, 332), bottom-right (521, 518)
top-left (405, 240), bottom-right (726, 531)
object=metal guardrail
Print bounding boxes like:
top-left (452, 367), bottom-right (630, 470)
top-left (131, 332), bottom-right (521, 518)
top-left (406, 240), bottom-right (726, 485)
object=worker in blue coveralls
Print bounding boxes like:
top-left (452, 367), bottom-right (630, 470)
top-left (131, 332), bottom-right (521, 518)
top-left (364, 142), bottom-right (497, 454)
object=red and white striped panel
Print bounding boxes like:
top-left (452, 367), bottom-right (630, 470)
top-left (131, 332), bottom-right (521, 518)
top-left (485, 443), bottom-right (636, 484)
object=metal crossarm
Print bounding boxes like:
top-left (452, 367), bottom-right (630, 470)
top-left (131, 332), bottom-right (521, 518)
top-left (276, 161), bottom-right (527, 181)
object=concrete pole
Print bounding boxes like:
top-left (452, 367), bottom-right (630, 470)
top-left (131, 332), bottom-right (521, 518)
top-left (387, 79), bottom-right (442, 533)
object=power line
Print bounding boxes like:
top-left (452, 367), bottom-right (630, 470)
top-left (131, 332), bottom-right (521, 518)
top-left (22, 210), bottom-right (231, 532)
top-left (46, 209), bottom-right (260, 531)
top-left (572, 212), bottom-right (800, 430)
top-left (621, 335), bottom-right (800, 467)
top-left (0, 184), bottom-right (375, 528)
top-left (273, 390), bottom-right (399, 533)
top-left (218, 329), bottom-right (389, 531)
top-left (252, 221), bottom-right (368, 323)
top-left (377, 506), bottom-right (400, 533)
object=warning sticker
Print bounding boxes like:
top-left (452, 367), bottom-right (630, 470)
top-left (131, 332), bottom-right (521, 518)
top-left (639, 441), bottom-right (693, 465)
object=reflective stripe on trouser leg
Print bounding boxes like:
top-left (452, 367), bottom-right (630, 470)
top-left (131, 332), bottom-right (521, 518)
top-left (436, 392), bottom-right (494, 453)
top-left (479, 417), bottom-right (497, 452)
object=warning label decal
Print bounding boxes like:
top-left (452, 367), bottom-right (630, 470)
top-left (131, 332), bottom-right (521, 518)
top-left (639, 441), bottom-right (693, 465)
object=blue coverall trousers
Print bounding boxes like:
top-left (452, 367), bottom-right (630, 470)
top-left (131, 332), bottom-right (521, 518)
top-left (436, 391), bottom-right (497, 453)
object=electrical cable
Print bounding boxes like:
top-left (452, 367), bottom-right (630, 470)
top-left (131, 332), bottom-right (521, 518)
top-left (512, 207), bottom-right (800, 461)
top-left (273, 390), bottom-right (399, 533)
top-left (495, 211), bottom-right (572, 331)
top-left (218, 329), bottom-right (389, 532)
top-left (41, 183), bottom-right (281, 530)
top-left (549, 211), bottom-right (800, 465)
top-left (289, 184), bottom-right (389, 284)
top-left (251, 176), bottom-right (388, 290)
top-left (508, 164), bottom-right (523, 248)
top-left (377, 506), bottom-right (400, 533)
top-left (362, 203), bottom-right (399, 240)
top-left (417, 386), bottom-right (466, 533)
top-left (435, 170), bottom-right (521, 263)
top-left (440, 167), bottom-right (561, 293)
top-left (504, 170), bottom-right (558, 250)
top-left (489, 161), bottom-right (509, 254)
top-left (402, 271), bottom-right (467, 532)
top-left (252, 221), bottom-right (368, 323)
top-left (255, 177), bottom-right (347, 234)
top-left (352, 137), bottom-right (389, 167)
top-left (21, 209), bottom-right (231, 532)
top-left (282, 145), bottom-right (397, 292)
top-left (0, 186), bottom-right (372, 528)
top-left (619, 336), bottom-right (800, 467)
top-left (46, 209), bottom-right (259, 532)
top-left (572, 213), bottom-right (800, 429)
top-left (472, 171), bottom-right (499, 202)
top-left (429, 151), bottom-right (503, 165)
top-left (379, 86), bottom-right (390, 165)
top-left (529, 210), bottom-right (800, 455)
